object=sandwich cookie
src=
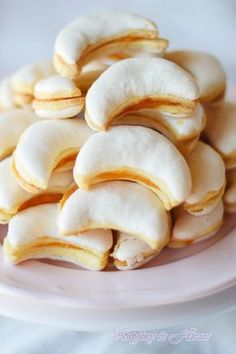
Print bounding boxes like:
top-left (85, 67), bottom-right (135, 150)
top-left (224, 169), bottom-right (236, 213)
top-left (74, 126), bottom-right (192, 210)
top-left (184, 142), bottom-right (225, 215)
top-left (0, 157), bottom-right (73, 223)
top-left (112, 232), bottom-right (159, 270)
top-left (114, 103), bottom-right (206, 155)
top-left (3, 204), bottom-right (113, 270)
top-left (165, 50), bottom-right (226, 103)
top-left (54, 12), bottom-right (168, 78)
top-left (0, 77), bottom-right (15, 110)
top-left (0, 109), bottom-right (39, 161)
top-left (13, 119), bottom-right (93, 193)
top-left (168, 200), bottom-right (224, 248)
top-left (33, 75), bottom-right (85, 119)
top-left (12, 61), bottom-right (55, 106)
top-left (59, 181), bottom-right (171, 250)
top-left (204, 102), bottom-right (236, 169)
top-left (85, 58), bottom-right (199, 131)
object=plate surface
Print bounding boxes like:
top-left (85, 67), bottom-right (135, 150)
top-left (0, 214), bottom-right (236, 330)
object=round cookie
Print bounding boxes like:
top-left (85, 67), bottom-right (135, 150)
top-left (33, 75), bottom-right (85, 119)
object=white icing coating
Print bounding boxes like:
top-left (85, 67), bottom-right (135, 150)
top-left (165, 50), bottom-right (226, 101)
top-left (55, 12), bottom-right (158, 64)
top-left (33, 75), bottom-right (83, 119)
top-left (172, 200), bottom-right (223, 241)
top-left (12, 61), bottom-right (56, 93)
top-left (0, 157), bottom-right (73, 213)
top-left (74, 126), bottom-right (192, 207)
top-left (14, 118), bottom-right (93, 189)
top-left (65, 230), bottom-right (113, 253)
top-left (224, 169), bottom-right (236, 206)
top-left (115, 103), bottom-right (205, 138)
top-left (6, 203), bottom-right (112, 252)
top-left (185, 141), bottom-right (225, 208)
top-left (0, 109), bottom-right (39, 159)
top-left (0, 77), bottom-right (15, 108)
top-left (34, 106), bottom-right (83, 119)
top-left (205, 102), bottom-right (236, 160)
top-left (59, 181), bottom-right (170, 250)
top-left (34, 75), bottom-right (81, 99)
top-left (85, 58), bottom-right (199, 130)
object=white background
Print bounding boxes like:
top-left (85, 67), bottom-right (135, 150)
top-left (1, 0), bottom-right (236, 80)
top-left (1, 0), bottom-right (236, 353)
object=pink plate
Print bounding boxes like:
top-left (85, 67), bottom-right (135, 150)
top-left (0, 85), bottom-right (236, 330)
top-left (0, 214), bottom-right (236, 331)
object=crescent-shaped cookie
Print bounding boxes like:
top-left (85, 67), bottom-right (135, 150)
top-left (74, 126), bottom-right (192, 210)
top-left (224, 169), bottom-right (236, 213)
top-left (184, 142), bottom-right (225, 215)
top-left (3, 204), bottom-right (113, 270)
top-left (204, 102), bottom-right (236, 170)
top-left (59, 181), bottom-right (171, 250)
top-left (33, 75), bottom-right (85, 119)
top-left (12, 119), bottom-right (93, 193)
top-left (112, 232), bottom-right (158, 270)
top-left (113, 103), bottom-right (205, 155)
top-left (0, 77), bottom-right (15, 110)
top-left (0, 157), bottom-right (73, 223)
top-left (12, 60), bottom-right (56, 106)
top-left (0, 109), bottom-right (39, 161)
top-left (54, 12), bottom-right (168, 78)
top-left (165, 50), bottom-right (226, 103)
top-left (168, 200), bottom-right (224, 248)
top-left (85, 58), bottom-right (199, 131)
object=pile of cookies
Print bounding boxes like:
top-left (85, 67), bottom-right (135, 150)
top-left (0, 12), bottom-right (235, 271)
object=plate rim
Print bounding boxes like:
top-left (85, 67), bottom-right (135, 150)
top-left (0, 222), bottom-right (236, 310)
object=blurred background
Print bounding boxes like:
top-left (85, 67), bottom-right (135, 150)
top-left (1, 0), bottom-right (236, 81)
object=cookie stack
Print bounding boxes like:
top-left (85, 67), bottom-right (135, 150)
top-left (0, 12), bottom-right (235, 271)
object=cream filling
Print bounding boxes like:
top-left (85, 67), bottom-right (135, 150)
top-left (4, 238), bottom-right (109, 270)
top-left (76, 168), bottom-right (180, 211)
top-left (184, 185), bottom-right (225, 215)
top-left (85, 96), bottom-right (198, 131)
